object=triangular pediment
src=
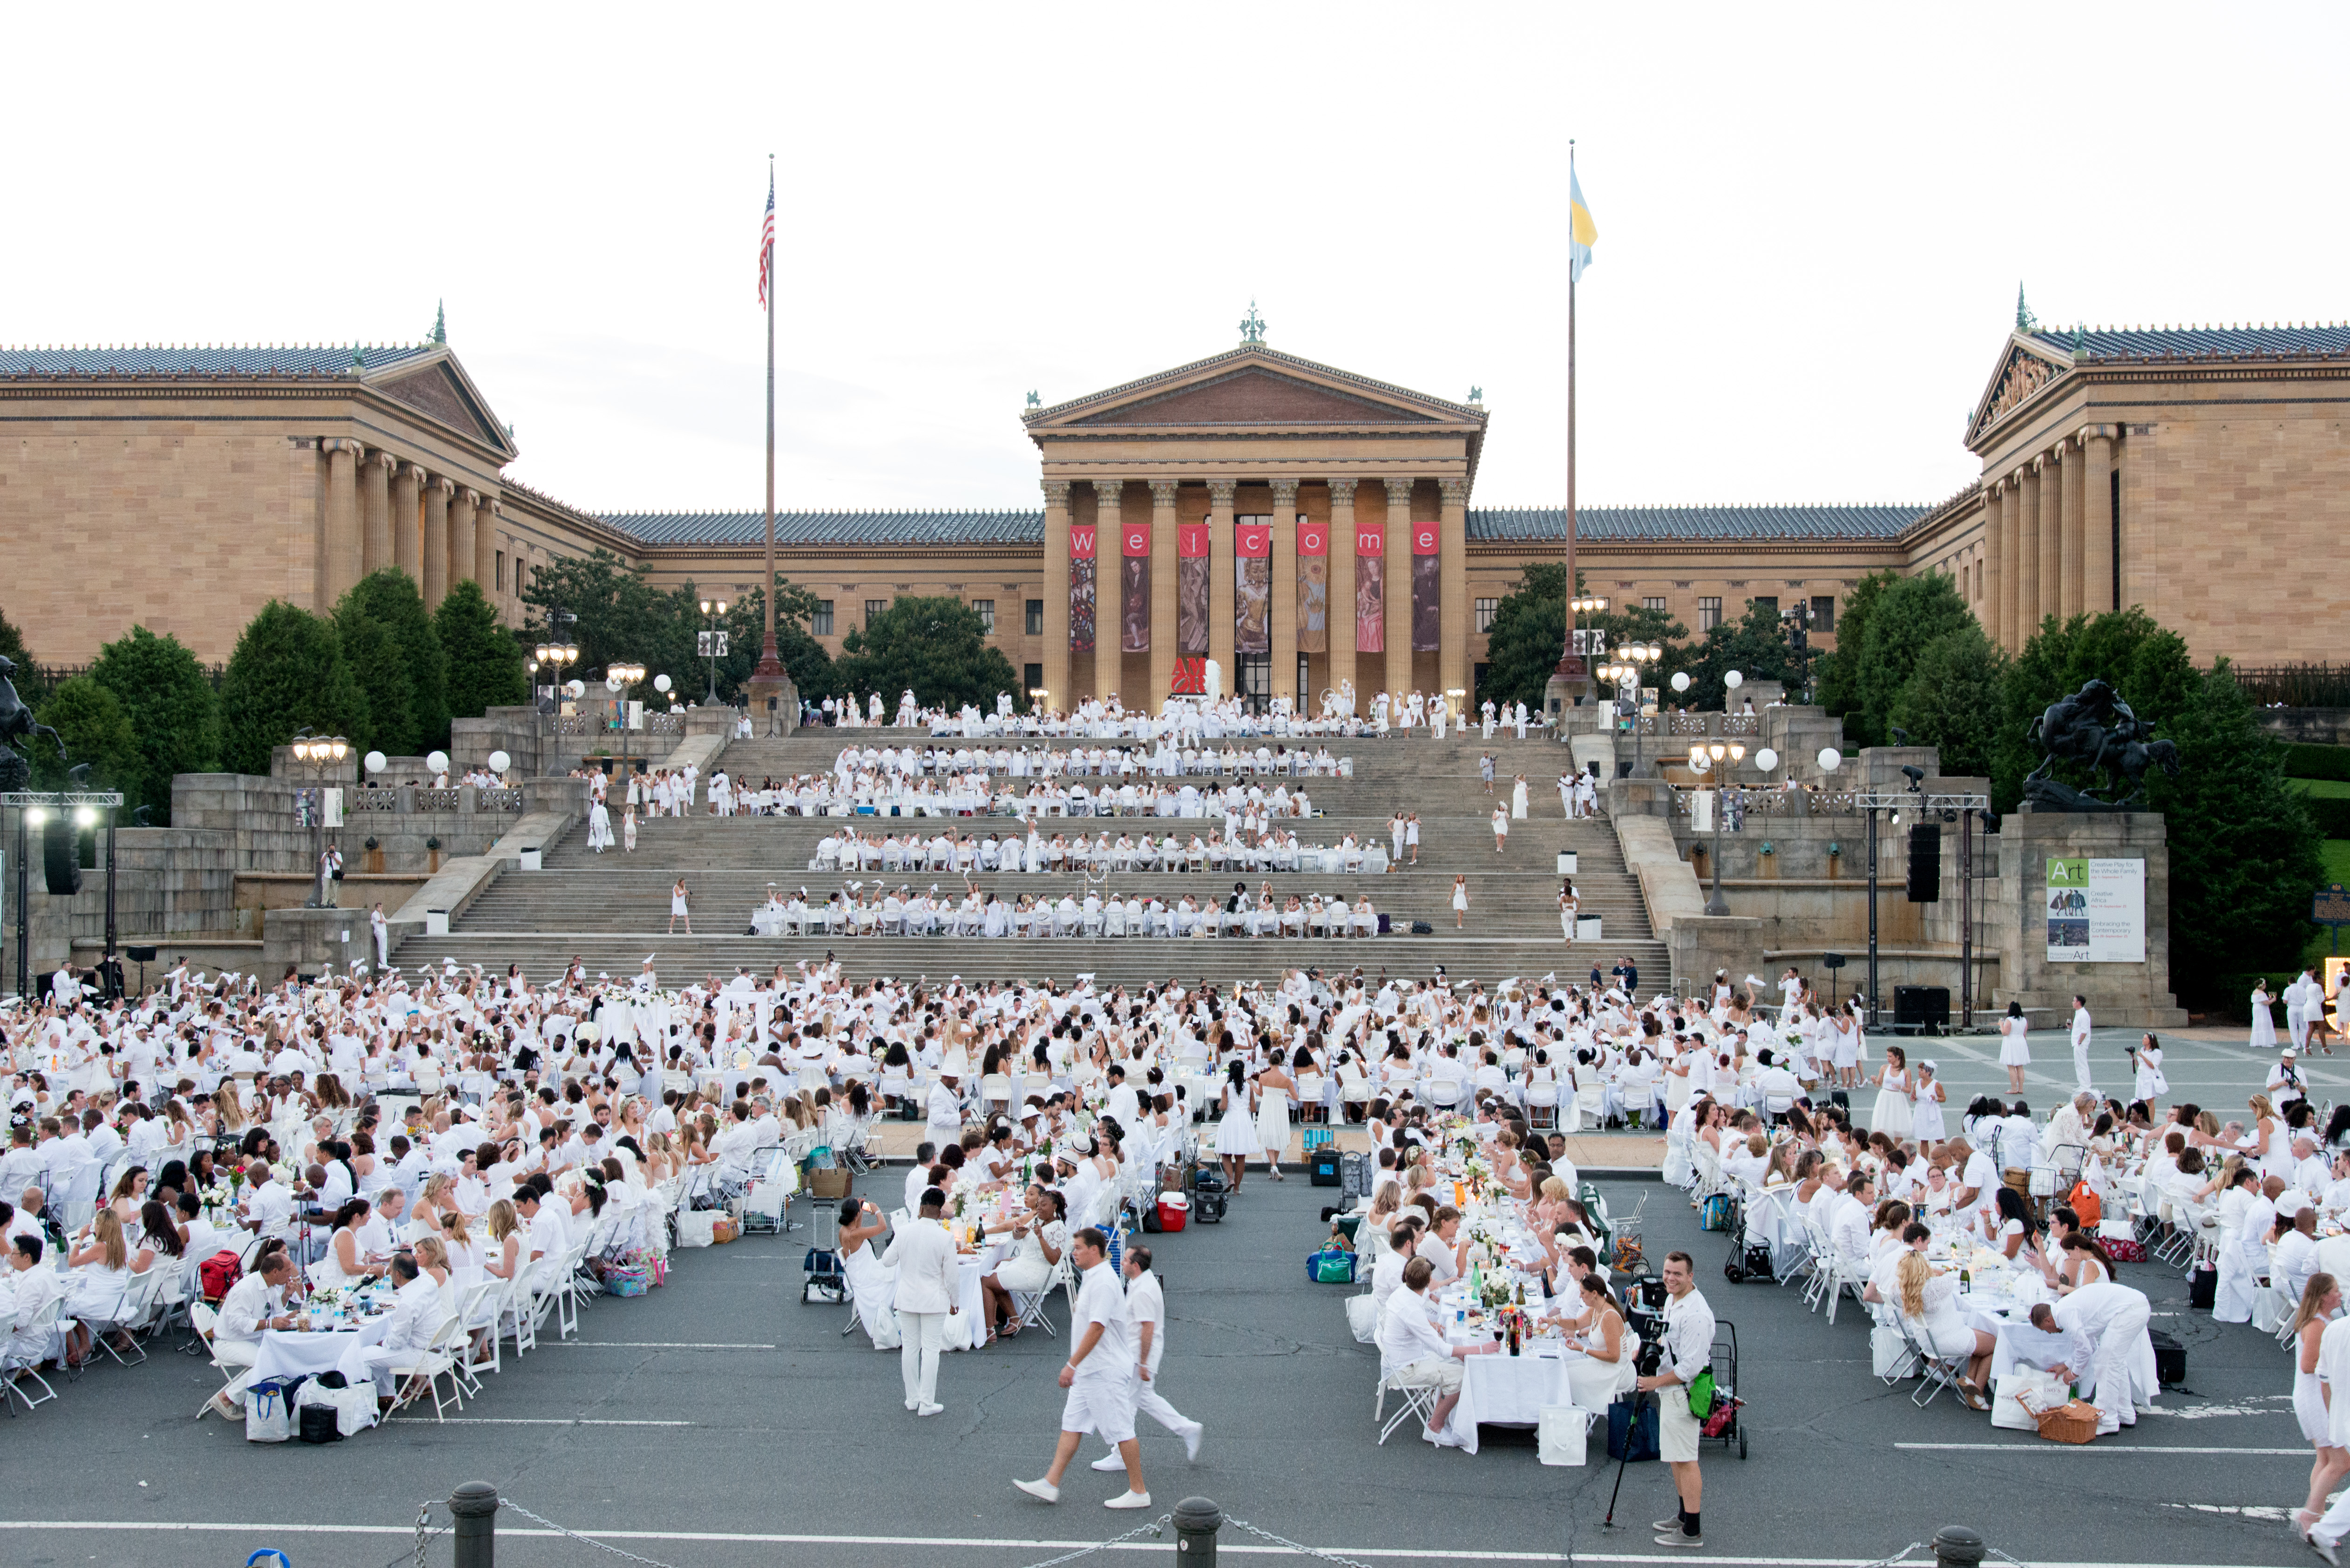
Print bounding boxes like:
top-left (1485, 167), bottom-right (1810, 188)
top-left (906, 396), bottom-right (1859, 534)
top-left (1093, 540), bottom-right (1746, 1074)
top-left (1967, 337), bottom-right (2072, 446)
top-left (1029, 346), bottom-right (1482, 433)
top-left (361, 346), bottom-right (517, 459)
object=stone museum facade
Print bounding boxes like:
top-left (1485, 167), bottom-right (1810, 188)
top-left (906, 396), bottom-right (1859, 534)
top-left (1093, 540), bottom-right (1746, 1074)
top-left (5, 317), bottom-right (2346, 704)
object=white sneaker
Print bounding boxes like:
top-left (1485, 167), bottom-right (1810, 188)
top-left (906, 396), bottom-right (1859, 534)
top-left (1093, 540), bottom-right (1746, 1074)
top-left (1183, 1423), bottom-right (1205, 1463)
top-left (905, 1399), bottom-right (919, 1412)
top-left (1105, 1490), bottom-right (1153, 1510)
top-left (917, 1402), bottom-right (945, 1417)
top-left (1090, 1453), bottom-right (1127, 1473)
top-left (1014, 1478), bottom-right (1059, 1504)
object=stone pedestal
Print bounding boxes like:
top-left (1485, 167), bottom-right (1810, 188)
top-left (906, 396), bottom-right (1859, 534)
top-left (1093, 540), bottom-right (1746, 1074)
top-left (260, 905), bottom-right (366, 981)
top-left (1543, 672), bottom-right (1592, 723)
top-left (744, 670), bottom-right (799, 737)
top-left (1994, 808), bottom-right (2186, 1027)
top-left (1667, 915), bottom-right (1764, 996)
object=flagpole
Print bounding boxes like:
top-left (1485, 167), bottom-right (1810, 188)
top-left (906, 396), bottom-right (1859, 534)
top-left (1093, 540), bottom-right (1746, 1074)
top-left (1558, 139), bottom-right (1579, 685)
top-left (754, 152), bottom-right (784, 686)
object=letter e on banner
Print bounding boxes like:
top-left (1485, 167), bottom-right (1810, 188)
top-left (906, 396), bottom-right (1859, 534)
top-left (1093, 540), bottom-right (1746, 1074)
top-left (1413, 521), bottom-right (1439, 555)
top-left (1124, 523), bottom-right (1150, 557)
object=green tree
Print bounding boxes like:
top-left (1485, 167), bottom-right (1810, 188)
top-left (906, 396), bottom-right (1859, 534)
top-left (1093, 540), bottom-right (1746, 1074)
top-left (832, 595), bottom-right (1021, 712)
top-left (1816, 569), bottom-right (1898, 733)
top-left (1887, 623), bottom-right (2008, 780)
top-left (1852, 572), bottom-right (1976, 748)
top-left (2149, 663), bottom-right (2323, 1005)
top-left (31, 676), bottom-right (139, 793)
top-left (341, 569), bottom-right (447, 752)
top-left (720, 576), bottom-right (838, 703)
top-left (88, 625), bottom-right (219, 823)
top-left (218, 601), bottom-right (369, 776)
top-left (1679, 597), bottom-right (1799, 712)
top-left (1474, 564), bottom-right (1689, 711)
top-left (519, 550), bottom-right (676, 692)
top-left (1991, 607), bottom-right (2200, 809)
top-left (333, 595), bottom-right (417, 759)
top-left (435, 579), bottom-right (529, 721)
top-left (0, 598), bottom-right (60, 712)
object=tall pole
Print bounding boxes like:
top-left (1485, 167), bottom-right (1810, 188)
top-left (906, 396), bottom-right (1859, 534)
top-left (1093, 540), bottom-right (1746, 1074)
top-left (13, 810), bottom-right (25, 1003)
top-left (1562, 139), bottom-right (1578, 676)
top-left (1866, 805), bottom-right (1881, 1029)
top-left (752, 153), bottom-right (784, 686)
top-left (1958, 809), bottom-right (1974, 1028)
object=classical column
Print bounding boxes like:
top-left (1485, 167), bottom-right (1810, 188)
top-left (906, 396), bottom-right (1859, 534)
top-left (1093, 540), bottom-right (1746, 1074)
top-left (1268, 478), bottom-right (1300, 713)
top-left (1383, 477), bottom-right (1413, 704)
top-left (423, 476), bottom-right (453, 608)
top-left (1148, 480), bottom-right (1178, 707)
top-left (1327, 480), bottom-right (1357, 699)
top-left (475, 498), bottom-right (500, 603)
top-left (1982, 478), bottom-right (2005, 646)
top-left (2056, 440), bottom-right (2084, 619)
top-left (1042, 479), bottom-right (1072, 712)
top-left (2012, 465), bottom-right (2038, 647)
top-left (1207, 480), bottom-right (1237, 693)
top-left (361, 450), bottom-right (395, 576)
top-left (1093, 479), bottom-right (1124, 708)
top-left (393, 463), bottom-right (424, 583)
top-left (319, 438), bottom-right (362, 609)
top-left (451, 488), bottom-right (479, 593)
top-left (2036, 452), bottom-right (2062, 629)
top-left (2080, 426), bottom-right (2116, 615)
top-left (1438, 476), bottom-right (1469, 702)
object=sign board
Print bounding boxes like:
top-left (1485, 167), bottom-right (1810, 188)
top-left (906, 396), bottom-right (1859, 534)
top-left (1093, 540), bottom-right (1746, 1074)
top-left (323, 787), bottom-right (344, 829)
top-left (2045, 856), bottom-right (2147, 963)
top-left (2316, 884), bottom-right (2350, 926)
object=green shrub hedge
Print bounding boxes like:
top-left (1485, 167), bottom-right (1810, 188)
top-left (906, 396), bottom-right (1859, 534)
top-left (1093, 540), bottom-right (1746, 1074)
top-left (2305, 796), bottom-right (2350, 839)
top-left (2285, 742), bottom-right (2350, 782)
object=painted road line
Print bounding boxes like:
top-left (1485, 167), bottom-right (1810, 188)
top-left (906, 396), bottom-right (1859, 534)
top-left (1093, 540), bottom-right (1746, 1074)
top-left (1895, 1442), bottom-right (2306, 1454)
top-left (382, 1416), bottom-right (694, 1426)
top-left (540, 1340), bottom-right (779, 1349)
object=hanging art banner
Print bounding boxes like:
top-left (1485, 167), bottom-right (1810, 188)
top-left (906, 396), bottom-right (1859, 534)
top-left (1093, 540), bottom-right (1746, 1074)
top-left (1411, 519), bottom-right (1441, 651)
top-left (1355, 520), bottom-right (1385, 653)
top-left (1068, 524), bottom-right (1096, 653)
top-left (1176, 522), bottom-right (1210, 656)
top-left (1296, 515), bottom-right (1328, 654)
top-left (1234, 518), bottom-right (1271, 655)
top-left (1120, 520), bottom-right (1151, 654)
top-left (2045, 857), bottom-right (2147, 963)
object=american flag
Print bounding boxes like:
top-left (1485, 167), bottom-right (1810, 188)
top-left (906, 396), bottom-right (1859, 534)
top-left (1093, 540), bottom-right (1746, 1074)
top-left (756, 169), bottom-right (775, 309)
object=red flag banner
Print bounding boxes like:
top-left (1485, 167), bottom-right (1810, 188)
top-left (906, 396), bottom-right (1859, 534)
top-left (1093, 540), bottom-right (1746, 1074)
top-left (1070, 525), bottom-right (1097, 560)
top-left (1235, 521), bottom-right (1271, 558)
top-left (1298, 519), bottom-right (1327, 557)
top-left (1178, 523), bottom-right (1209, 558)
top-left (1412, 520), bottom-right (1439, 556)
top-left (1124, 522), bottom-right (1151, 557)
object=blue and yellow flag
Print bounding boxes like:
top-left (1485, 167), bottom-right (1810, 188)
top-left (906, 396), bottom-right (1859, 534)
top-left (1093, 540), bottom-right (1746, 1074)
top-left (1568, 167), bottom-right (1598, 283)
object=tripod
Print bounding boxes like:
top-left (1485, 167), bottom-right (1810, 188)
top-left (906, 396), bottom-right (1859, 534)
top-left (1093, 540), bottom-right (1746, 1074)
top-left (1602, 1392), bottom-right (1644, 1528)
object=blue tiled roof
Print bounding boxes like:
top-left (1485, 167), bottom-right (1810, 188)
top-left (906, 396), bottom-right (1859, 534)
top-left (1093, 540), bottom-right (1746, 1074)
top-left (2025, 323), bottom-right (2350, 360)
top-left (596, 509), bottom-right (1048, 547)
top-left (1467, 504), bottom-right (1928, 542)
top-left (0, 343), bottom-right (435, 376)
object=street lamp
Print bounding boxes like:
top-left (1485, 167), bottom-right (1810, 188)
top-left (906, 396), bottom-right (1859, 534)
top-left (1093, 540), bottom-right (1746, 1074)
top-left (604, 662), bottom-right (647, 774)
top-left (1614, 642), bottom-right (1660, 776)
top-left (697, 598), bottom-right (731, 705)
top-left (533, 638), bottom-right (579, 707)
top-left (289, 730), bottom-right (349, 908)
top-left (1695, 738), bottom-right (1746, 915)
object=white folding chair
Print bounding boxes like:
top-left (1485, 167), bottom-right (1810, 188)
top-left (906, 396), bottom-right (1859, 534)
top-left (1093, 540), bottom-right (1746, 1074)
top-left (1374, 1363), bottom-right (1441, 1445)
top-left (2, 1297), bottom-right (67, 1414)
top-left (387, 1311), bottom-right (469, 1422)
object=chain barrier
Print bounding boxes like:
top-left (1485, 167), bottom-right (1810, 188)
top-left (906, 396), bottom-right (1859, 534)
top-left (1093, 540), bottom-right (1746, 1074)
top-left (1227, 1517), bottom-right (1378, 1568)
top-left (1851, 1546), bottom-right (1929, 1568)
top-left (1009, 1512), bottom-right (1169, 1568)
top-left (497, 1500), bottom-right (681, 1568)
top-left (375, 1501), bottom-right (446, 1568)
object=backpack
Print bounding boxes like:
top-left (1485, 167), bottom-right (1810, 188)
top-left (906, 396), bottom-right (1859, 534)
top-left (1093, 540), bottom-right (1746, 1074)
top-left (199, 1249), bottom-right (243, 1304)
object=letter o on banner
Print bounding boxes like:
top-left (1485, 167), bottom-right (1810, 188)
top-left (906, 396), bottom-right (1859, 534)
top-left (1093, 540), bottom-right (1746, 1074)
top-left (1299, 520), bottom-right (1327, 556)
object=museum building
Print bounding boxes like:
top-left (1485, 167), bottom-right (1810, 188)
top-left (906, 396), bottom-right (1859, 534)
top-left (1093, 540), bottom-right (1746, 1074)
top-left (5, 314), bottom-right (2347, 708)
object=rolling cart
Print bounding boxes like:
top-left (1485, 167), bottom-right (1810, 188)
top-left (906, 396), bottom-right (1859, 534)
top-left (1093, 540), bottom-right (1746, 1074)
top-left (1705, 1321), bottom-right (1747, 1459)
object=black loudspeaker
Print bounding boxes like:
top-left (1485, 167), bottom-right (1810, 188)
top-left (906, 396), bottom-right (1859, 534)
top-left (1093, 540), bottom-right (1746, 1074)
top-left (42, 816), bottom-right (81, 896)
top-left (1905, 823), bottom-right (1941, 903)
top-left (1893, 985), bottom-right (1950, 1033)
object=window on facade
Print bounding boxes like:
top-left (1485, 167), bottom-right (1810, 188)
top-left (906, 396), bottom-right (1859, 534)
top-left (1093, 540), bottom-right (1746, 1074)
top-left (1750, 595), bottom-right (1778, 617)
top-left (812, 600), bottom-right (835, 636)
top-left (1023, 662), bottom-right (1044, 696)
top-left (1811, 595), bottom-right (1835, 632)
top-left (973, 598), bottom-right (996, 634)
top-left (1642, 596), bottom-right (1666, 613)
top-left (1236, 653), bottom-right (1270, 713)
top-left (865, 599), bottom-right (886, 628)
top-left (1025, 598), bottom-right (1044, 636)
top-left (1474, 596), bottom-right (1498, 632)
top-left (495, 552), bottom-right (505, 592)
top-left (1698, 596), bottom-right (1722, 631)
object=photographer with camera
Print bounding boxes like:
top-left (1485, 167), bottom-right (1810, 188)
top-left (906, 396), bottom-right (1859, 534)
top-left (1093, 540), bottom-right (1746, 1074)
top-left (1636, 1251), bottom-right (1716, 1550)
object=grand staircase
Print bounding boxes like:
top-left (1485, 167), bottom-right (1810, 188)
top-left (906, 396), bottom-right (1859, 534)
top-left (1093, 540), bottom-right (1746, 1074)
top-left (397, 729), bottom-right (1671, 992)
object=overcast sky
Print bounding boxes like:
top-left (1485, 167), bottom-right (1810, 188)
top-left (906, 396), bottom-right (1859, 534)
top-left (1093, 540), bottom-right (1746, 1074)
top-left (9, 4), bottom-right (2344, 517)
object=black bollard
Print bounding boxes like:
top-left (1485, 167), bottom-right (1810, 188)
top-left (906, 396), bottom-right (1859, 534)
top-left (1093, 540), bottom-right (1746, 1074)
top-left (451, 1480), bottom-right (500, 1568)
top-left (1932, 1526), bottom-right (1985, 1568)
top-left (1172, 1496), bottom-right (1226, 1565)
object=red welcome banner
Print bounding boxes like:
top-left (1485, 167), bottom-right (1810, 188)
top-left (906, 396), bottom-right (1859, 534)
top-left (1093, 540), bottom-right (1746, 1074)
top-left (1236, 521), bottom-right (1271, 558)
top-left (1412, 520), bottom-right (1439, 555)
top-left (1123, 522), bottom-right (1150, 556)
top-left (1178, 523), bottom-right (1209, 558)
top-left (1356, 521), bottom-right (1384, 557)
top-left (1298, 519), bottom-right (1327, 556)
top-left (1070, 525), bottom-right (1096, 560)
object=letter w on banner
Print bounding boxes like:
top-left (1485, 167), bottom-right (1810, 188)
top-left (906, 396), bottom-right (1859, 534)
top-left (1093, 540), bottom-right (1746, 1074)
top-left (1176, 522), bottom-right (1210, 656)
top-left (1297, 516), bottom-right (1328, 654)
top-left (1411, 519), bottom-right (1440, 652)
top-left (1068, 524), bottom-right (1096, 653)
top-left (1355, 520), bottom-right (1384, 654)
top-left (1234, 518), bottom-right (1271, 655)
top-left (1121, 521), bottom-right (1151, 654)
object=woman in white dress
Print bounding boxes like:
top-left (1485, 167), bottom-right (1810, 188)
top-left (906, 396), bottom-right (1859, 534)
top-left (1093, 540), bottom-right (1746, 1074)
top-left (1558, 881), bottom-right (1581, 945)
top-left (1909, 1059), bottom-right (1948, 1143)
top-left (1255, 1056), bottom-right (1295, 1180)
top-left (1510, 774), bottom-right (1529, 820)
top-left (1561, 1271), bottom-right (1639, 1414)
top-left (1491, 804), bottom-right (1509, 854)
top-left (1830, 1006), bottom-right (1862, 1090)
top-left (1868, 1045), bottom-right (1914, 1139)
top-left (586, 797), bottom-right (614, 853)
top-left (2251, 980), bottom-right (2280, 1051)
top-left (622, 806), bottom-right (638, 854)
top-left (839, 1197), bottom-right (902, 1350)
top-left (668, 878), bottom-right (692, 935)
top-left (1997, 1000), bottom-right (2031, 1094)
top-left (1896, 1247), bottom-right (1996, 1410)
top-left (2293, 1272), bottom-right (2347, 1541)
top-left (1452, 874), bottom-right (1470, 931)
top-left (1213, 1060), bottom-right (1262, 1195)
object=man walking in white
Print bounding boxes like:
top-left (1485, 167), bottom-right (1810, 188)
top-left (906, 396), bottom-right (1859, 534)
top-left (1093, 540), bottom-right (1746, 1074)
top-left (880, 1187), bottom-right (959, 1416)
top-left (2288, 967), bottom-right (2317, 1052)
top-left (1088, 1245), bottom-right (1203, 1471)
top-left (2031, 1277), bottom-right (2154, 1436)
top-left (2069, 995), bottom-right (2094, 1093)
top-left (1639, 1251), bottom-right (1717, 1550)
top-left (1016, 1228), bottom-right (1151, 1509)
top-left (2305, 1308), bottom-right (2350, 1561)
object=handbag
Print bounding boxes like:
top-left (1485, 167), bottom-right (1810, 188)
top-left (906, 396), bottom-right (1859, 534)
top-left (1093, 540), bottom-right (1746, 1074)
top-left (1606, 1393), bottom-right (1659, 1461)
top-left (2067, 1182), bottom-right (2103, 1226)
top-left (1685, 1365), bottom-right (1717, 1419)
top-left (1307, 1246), bottom-right (1356, 1285)
top-left (245, 1378), bottom-right (299, 1444)
top-left (1872, 1325), bottom-right (1917, 1379)
top-left (1699, 1194), bottom-right (1733, 1232)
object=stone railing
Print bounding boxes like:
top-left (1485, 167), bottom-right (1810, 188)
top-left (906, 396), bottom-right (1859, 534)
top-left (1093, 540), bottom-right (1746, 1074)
top-left (647, 712), bottom-right (685, 737)
top-left (1671, 785), bottom-right (1862, 819)
top-left (479, 787), bottom-right (525, 813)
top-left (349, 786), bottom-right (403, 813)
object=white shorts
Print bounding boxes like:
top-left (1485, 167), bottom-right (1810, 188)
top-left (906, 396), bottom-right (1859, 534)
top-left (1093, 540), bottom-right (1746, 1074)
top-left (1391, 1356), bottom-right (1464, 1395)
top-left (1658, 1390), bottom-right (1703, 1463)
top-left (1061, 1374), bottom-right (1137, 1444)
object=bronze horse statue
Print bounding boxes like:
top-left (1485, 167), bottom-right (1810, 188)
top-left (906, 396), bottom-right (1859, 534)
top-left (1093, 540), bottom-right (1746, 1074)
top-left (0, 656), bottom-right (64, 792)
top-left (2023, 677), bottom-right (2177, 810)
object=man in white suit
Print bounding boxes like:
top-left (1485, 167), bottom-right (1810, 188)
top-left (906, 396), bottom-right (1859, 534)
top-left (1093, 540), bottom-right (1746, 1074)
top-left (881, 1187), bottom-right (960, 1416)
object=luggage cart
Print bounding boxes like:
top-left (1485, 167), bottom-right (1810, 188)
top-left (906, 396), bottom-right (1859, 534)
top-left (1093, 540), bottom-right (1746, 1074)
top-left (1605, 1193), bottom-right (1651, 1282)
top-left (1704, 1321), bottom-right (1747, 1459)
top-left (802, 1200), bottom-right (847, 1304)
top-left (1720, 1192), bottom-right (1775, 1284)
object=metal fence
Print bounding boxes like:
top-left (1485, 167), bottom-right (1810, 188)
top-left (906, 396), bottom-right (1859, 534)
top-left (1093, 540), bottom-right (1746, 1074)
top-left (2233, 663), bottom-right (2350, 708)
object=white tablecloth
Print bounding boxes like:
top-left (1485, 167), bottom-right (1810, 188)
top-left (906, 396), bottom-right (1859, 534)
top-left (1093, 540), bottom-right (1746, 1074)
top-left (251, 1317), bottom-right (392, 1385)
top-left (1436, 1347), bottom-right (1580, 1454)
top-left (883, 1255), bottom-right (991, 1351)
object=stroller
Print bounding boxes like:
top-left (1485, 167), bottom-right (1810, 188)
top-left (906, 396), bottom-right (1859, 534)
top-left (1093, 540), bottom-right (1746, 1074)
top-left (1720, 1191), bottom-right (1775, 1284)
top-left (1702, 1322), bottom-right (1748, 1459)
top-left (1605, 1193), bottom-right (1651, 1282)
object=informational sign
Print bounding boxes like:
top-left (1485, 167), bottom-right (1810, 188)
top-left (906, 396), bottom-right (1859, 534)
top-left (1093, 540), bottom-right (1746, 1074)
top-left (323, 786), bottom-right (345, 829)
top-left (2314, 883), bottom-right (2350, 927)
top-left (2045, 857), bottom-right (2146, 963)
